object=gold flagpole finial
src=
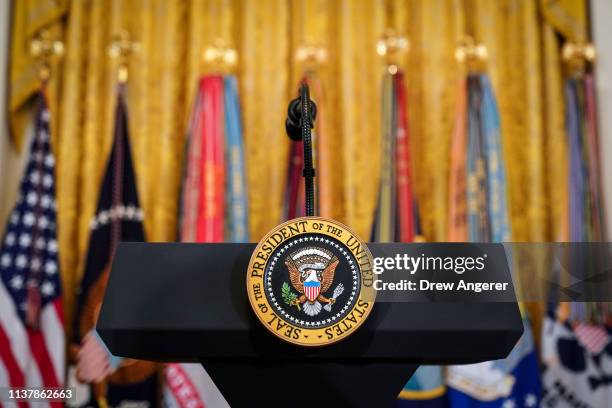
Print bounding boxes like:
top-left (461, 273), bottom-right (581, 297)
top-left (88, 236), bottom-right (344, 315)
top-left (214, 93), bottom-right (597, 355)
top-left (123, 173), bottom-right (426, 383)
top-left (30, 29), bottom-right (64, 82)
top-left (377, 29), bottom-right (409, 75)
top-left (295, 44), bottom-right (328, 72)
top-left (455, 36), bottom-right (487, 73)
top-left (202, 39), bottom-right (238, 74)
top-left (562, 41), bottom-right (596, 76)
top-left (109, 30), bottom-right (139, 84)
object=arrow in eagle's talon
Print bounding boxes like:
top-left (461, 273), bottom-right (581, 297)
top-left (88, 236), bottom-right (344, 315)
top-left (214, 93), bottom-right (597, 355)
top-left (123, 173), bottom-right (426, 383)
top-left (323, 284), bottom-right (345, 312)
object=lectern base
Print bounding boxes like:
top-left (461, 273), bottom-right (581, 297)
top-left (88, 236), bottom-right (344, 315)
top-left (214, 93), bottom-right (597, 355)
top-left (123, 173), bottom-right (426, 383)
top-left (202, 361), bottom-right (417, 408)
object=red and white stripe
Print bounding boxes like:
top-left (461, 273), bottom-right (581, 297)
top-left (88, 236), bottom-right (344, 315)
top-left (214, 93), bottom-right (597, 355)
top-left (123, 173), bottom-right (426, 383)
top-left (0, 280), bottom-right (65, 408)
top-left (304, 285), bottom-right (320, 302)
top-left (574, 322), bottom-right (610, 355)
top-left (164, 363), bottom-right (230, 408)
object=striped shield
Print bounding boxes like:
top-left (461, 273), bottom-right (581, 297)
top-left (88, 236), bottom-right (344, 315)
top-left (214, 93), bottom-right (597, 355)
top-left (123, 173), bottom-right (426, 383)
top-left (303, 280), bottom-right (321, 302)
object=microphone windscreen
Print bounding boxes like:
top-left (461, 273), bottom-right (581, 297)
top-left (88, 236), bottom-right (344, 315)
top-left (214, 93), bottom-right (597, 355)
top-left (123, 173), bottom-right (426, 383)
top-left (285, 98), bottom-right (317, 142)
top-left (286, 99), bottom-right (303, 141)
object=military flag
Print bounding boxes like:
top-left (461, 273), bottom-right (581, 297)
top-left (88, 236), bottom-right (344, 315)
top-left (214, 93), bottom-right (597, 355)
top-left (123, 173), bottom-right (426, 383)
top-left (448, 318), bottom-right (541, 408)
top-left (403, 77), bottom-right (470, 408)
top-left (164, 74), bottom-right (247, 408)
top-left (447, 79), bottom-right (468, 242)
top-left (397, 366), bottom-right (447, 408)
top-left (0, 90), bottom-right (65, 405)
top-left (445, 74), bottom-right (542, 408)
top-left (541, 74), bottom-right (611, 407)
top-left (367, 70), bottom-right (442, 407)
top-left (285, 136), bottom-right (306, 219)
top-left (564, 74), bottom-right (607, 262)
top-left (565, 75), bottom-right (606, 244)
top-left (372, 71), bottom-right (417, 243)
top-left (71, 85), bottom-right (158, 407)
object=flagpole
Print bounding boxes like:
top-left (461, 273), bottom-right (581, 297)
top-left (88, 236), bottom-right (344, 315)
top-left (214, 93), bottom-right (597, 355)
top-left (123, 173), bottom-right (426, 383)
top-left (286, 84), bottom-right (317, 217)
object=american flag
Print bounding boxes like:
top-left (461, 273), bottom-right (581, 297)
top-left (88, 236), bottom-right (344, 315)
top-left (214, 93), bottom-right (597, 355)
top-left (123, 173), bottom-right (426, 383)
top-left (0, 92), bottom-right (65, 406)
top-left (574, 322), bottom-right (610, 355)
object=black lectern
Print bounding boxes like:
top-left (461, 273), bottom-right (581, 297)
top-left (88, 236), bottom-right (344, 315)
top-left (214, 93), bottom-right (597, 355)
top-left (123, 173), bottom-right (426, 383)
top-left (97, 242), bottom-right (522, 408)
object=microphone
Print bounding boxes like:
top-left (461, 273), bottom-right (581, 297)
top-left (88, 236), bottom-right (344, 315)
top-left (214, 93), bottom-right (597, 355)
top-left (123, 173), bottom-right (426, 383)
top-left (285, 91), bottom-right (317, 141)
top-left (285, 84), bottom-right (317, 216)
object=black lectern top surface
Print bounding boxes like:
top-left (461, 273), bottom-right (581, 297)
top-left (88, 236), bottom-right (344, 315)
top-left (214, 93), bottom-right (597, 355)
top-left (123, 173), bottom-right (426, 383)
top-left (97, 242), bottom-right (522, 364)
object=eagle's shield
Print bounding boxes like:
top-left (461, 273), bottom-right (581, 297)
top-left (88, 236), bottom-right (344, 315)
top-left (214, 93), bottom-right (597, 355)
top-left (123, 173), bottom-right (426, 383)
top-left (303, 281), bottom-right (321, 302)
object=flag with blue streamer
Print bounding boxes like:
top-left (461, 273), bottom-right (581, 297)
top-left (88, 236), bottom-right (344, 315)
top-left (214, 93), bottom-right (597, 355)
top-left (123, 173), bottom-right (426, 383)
top-left (224, 75), bottom-right (249, 243)
top-left (446, 74), bottom-right (541, 408)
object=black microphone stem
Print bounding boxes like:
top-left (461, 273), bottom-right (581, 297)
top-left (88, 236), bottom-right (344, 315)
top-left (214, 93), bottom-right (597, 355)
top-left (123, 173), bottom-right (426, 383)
top-left (300, 84), bottom-right (315, 217)
top-left (285, 83), bottom-right (317, 217)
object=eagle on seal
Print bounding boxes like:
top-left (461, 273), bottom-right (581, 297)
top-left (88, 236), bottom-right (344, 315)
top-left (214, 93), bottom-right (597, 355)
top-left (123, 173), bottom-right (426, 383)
top-left (285, 247), bottom-right (339, 316)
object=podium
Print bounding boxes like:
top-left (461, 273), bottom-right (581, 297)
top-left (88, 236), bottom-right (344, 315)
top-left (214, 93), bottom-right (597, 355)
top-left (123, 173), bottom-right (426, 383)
top-left (97, 242), bottom-right (523, 407)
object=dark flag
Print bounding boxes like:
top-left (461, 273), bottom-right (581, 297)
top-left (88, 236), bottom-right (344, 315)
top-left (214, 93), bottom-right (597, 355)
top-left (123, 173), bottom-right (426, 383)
top-left (71, 85), bottom-right (157, 407)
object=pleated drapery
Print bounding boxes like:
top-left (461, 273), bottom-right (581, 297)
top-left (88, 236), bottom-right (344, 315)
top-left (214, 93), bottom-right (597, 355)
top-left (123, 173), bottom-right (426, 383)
top-left (7, 0), bottom-right (587, 329)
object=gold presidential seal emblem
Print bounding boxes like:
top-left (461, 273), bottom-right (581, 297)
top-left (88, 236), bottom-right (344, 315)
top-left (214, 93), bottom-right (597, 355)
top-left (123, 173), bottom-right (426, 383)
top-left (247, 217), bottom-right (375, 346)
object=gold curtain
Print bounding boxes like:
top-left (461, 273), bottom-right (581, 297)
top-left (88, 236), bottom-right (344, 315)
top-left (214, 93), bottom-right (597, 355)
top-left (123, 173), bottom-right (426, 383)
top-left (9, 0), bottom-right (66, 152)
top-left (8, 0), bottom-right (587, 330)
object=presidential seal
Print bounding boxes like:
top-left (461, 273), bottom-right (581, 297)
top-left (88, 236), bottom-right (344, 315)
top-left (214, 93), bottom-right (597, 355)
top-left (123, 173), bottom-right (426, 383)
top-left (247, 217), bottom-right (375, 346)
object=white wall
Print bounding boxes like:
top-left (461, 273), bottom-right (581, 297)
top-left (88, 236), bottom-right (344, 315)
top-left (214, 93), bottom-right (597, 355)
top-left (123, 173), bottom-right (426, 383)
top-left (591, 0), bottom-right (612, 237)
top-left (0, 0), bottom-right (14, 226)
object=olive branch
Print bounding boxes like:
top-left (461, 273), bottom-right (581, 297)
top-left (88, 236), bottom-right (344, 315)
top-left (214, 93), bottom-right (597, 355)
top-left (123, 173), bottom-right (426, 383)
top-left (281, 282), bottom-right (299, 309)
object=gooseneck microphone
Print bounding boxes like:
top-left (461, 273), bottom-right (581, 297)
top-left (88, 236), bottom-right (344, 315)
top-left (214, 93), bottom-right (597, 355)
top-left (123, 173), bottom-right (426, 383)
top-left (285, 83), bottom-right (317, 217)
